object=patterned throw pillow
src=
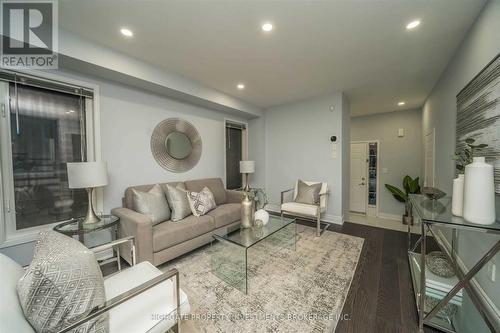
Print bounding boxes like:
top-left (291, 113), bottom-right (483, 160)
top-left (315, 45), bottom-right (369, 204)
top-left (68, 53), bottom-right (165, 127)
top-left (132, 184), bottom-right (171, 225)
top-left (187, 186), bottom-right (217, 217)
top-left (17, 230), bottom-right (108, 333)
top-left (295, 180), bottom-right (322, 205)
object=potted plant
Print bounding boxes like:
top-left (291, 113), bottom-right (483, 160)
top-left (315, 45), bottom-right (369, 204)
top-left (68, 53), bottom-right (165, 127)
top-left (453, 137), bottom-right (488, 173)
top-left (385, 175), bottom-right (421, 225)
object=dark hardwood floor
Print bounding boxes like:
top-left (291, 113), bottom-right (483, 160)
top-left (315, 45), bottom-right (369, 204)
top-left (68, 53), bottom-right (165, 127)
top-left (315, 220), bottom-right (442, 333)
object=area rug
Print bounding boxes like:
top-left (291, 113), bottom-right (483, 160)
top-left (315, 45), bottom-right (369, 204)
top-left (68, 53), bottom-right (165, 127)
top-left (161, 224), bottom-right (364, 332)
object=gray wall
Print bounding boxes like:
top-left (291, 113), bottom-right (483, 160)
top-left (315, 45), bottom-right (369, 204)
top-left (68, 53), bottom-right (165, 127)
top-left (0, 68), bottom-right (263, 265)
top-left (264, 92), bottom-right (348, 223)
top-left (351, 109), bottom-right (422, 217)
top-left (422, 0), bottom-right (500, 329)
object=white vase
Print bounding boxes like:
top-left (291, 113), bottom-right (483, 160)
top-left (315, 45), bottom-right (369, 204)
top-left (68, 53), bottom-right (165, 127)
top-left (452, 174), bottom-right (464, 216)
top-left (254, 209), bottom-right (270, 225)
top-left (463, 157), bottom-right (496, 224)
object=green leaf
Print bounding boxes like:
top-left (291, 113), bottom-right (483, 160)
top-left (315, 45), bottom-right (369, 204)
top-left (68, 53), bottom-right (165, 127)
top-left (465, 137), bottom-right (475, 144)
top-left (385, 184), bottom-right (407, 203)
top-left (476, 144), bottom-right (488, 149)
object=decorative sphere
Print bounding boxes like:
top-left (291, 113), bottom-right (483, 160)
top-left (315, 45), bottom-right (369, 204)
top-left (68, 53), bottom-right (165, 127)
top-left (255, 209), bottom-right (270, 225)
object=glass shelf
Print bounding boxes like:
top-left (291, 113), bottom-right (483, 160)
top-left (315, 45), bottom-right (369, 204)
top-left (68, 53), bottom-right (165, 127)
top-left (409, 194), bottom-right (500, 234)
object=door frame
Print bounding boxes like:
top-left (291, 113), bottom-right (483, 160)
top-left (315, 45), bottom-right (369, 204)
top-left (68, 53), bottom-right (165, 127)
top-left (350, 140), bottom-right (380, 217)
top-left (424, 128), bottom-right (435, 187)
top-left (223, 118), bottom-right (248, 189)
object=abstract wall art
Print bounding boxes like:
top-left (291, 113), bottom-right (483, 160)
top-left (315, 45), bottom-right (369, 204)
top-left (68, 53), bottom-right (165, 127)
top-left (456, 53), bottom-right (500, 193)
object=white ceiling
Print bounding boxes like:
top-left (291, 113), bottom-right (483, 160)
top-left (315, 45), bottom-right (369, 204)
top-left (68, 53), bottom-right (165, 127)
top-left (59, 0), bottom-right (486, 116)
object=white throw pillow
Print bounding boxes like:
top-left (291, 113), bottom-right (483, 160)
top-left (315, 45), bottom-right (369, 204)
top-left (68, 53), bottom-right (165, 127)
top-left (132, 184), bottom-right (171, 225)
top-left (187, 186), bottom-right (217, 217)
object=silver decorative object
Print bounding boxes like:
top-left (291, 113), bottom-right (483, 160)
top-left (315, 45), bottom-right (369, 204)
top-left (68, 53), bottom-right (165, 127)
top-left (241, 192), bottom-right (254, 229)
top-left (422, 187), bottom-right (446, 201)
top-left (426, 251), bottom-right (455, 278)
top-left (150, 118), bottom-right (202, 173)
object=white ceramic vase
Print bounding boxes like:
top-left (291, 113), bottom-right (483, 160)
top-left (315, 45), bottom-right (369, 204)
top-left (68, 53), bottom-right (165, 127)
top-left (254, 209), bottom-right (270, 225)
top-left (463, 157), bottom-right (496, 225)
top-left (451, 174), bottom-right (464, 217)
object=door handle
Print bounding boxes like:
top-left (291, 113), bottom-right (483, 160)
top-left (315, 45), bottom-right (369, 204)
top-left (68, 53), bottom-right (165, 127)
top-left (359, 182), bottom-right (365, 186)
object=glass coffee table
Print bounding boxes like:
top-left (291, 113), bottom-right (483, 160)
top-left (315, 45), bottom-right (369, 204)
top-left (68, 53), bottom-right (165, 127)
top-left (211, 215), bottom-right (296, 294)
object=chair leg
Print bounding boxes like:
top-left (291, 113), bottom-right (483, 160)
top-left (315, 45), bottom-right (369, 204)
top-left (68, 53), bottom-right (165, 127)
top-left (316, 212), bottom-right (321, 237)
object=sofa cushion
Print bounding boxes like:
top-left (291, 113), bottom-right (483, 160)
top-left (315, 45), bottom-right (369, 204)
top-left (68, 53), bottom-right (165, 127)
top-left (17, 230), bottom-right (107, 333)
top-left (153, 215), bottom-right (215, 252)
top-left (124, 182), bottom-right (183, 210)
top-left (184, 178), bottom-right (227, 205)
top-left (132, 184), bottom-right (170, 225)
top-left (207, 203), bottom-right (241, 228)
top-left (0, 254), bottom-right (34, 333)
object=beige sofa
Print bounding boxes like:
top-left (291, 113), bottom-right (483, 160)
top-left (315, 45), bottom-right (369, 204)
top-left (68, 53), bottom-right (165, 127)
top-left (111, 178), bottom-right (243, 266)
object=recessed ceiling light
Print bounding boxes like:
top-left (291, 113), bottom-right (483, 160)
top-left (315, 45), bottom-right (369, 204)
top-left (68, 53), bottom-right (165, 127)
top-left (406, 20), bottom-right (421, 30)
top-left (237, 83), bottom-right (245, 90)
top-left (398, 101), bottom-right (406, 106)
top-left (120, 28), bottom-right (134, 37)
top-left (262, 23), bottom-right (273, 32)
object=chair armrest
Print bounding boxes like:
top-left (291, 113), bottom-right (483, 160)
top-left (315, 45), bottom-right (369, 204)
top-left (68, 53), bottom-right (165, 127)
top-left (90, 236), bottom-right (137, 266)
top-left (111, 207), bottom-right (154, 265)
top-left (226, 189), bottom-right (244, 203)
top-left (281, 189), bottom-right (294, 205)
top-left (57, 268), bottom-right (180, 333)
top-left (318, 191), bottom-right (330, 209)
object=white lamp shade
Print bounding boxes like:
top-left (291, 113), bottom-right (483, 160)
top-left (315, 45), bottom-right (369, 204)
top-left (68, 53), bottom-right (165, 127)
top-left (67, 162), bottom-right (108, 189)
top-left (239, 160), bottom-right (255, 174)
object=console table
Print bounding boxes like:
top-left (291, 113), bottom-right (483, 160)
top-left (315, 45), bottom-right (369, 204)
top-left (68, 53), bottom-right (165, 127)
top-left (408, 194), bottom-right (500, 333)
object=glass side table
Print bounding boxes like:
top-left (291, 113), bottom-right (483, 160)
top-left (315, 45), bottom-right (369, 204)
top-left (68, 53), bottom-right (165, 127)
top-left (53, 215), bottom-right (123, 270)
top-left (408, 194), bottom-right (500, 333)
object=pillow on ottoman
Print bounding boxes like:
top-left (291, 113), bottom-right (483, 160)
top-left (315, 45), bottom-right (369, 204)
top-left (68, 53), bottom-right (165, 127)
top-left (17, 230), bottom-right (108, 333)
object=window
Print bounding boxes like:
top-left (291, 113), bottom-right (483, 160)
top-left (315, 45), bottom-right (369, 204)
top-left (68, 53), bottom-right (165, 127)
top-left (0, 72), bottom-right (96, 243)
top-left (225, 120), bottom-right (247, 190)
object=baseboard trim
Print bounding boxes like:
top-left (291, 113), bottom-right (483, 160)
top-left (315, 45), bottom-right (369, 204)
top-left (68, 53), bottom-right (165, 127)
top-left (377, 212), bottom-right (402, 221)
top-left (265, 204), bottom-right (343, 225)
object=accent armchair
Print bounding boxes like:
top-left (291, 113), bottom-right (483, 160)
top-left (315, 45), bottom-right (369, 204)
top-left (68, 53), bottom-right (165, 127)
top-left (1, 237), bottom-right (190, 333)
top-left (280, 181), bottom-right (329, 236)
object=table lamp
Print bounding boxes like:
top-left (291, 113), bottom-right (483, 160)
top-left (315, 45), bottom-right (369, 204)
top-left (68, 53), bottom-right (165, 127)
top-left (239, 160), bottom-right (255, 191)
top-left (67, 161), bottom-right (108, 224)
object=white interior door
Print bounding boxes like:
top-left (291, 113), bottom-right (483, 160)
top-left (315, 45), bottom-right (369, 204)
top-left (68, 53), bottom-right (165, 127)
top-left (424, 129), bottom-right (435, 187)
top-left (350, 142), bottom-right (368, 213)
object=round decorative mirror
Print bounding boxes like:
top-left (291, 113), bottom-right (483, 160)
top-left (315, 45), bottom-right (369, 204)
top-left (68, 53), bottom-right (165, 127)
top-left (151, 118), bottom-right (202, 172)
top-left (165, 132), bottom-right (192, 160)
